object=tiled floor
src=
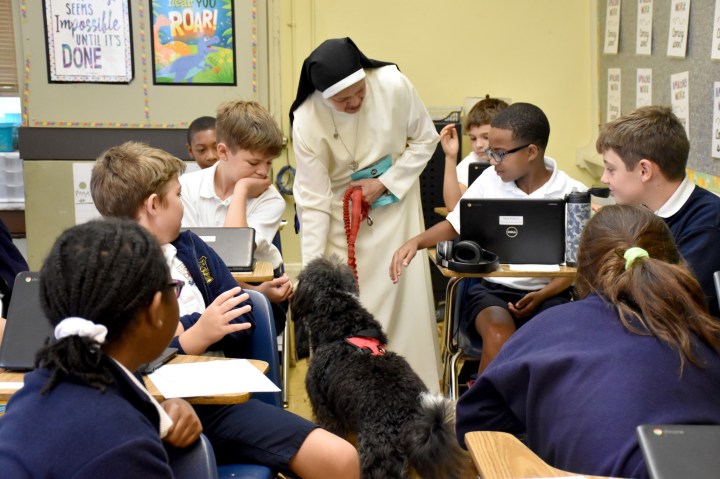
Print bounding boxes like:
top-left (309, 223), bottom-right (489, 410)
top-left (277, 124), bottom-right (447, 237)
top-left (284, 357), bottom-right (314, 420)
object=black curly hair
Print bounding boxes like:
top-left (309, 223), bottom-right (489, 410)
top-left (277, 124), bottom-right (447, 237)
top-left (36, 218), bottom-right (171, 393)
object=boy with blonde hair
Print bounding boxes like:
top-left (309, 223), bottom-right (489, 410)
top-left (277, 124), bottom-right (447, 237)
top-left (440, 97), bottom-right (509, 210)
top-left (596, 105), bottom-right (720, 317)
top-left (180, 101), bottom-right (292, 332)
top-left (91, 141), bottom-right (359, 479)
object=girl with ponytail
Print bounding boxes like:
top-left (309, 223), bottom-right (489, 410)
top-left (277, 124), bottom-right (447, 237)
top-left (0, 219), bottom-right (201, 478)
top-left (456, 205), bottom-right (720, 479)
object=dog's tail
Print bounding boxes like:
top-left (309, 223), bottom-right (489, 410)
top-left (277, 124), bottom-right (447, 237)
top-left (403, 392), bottom-right (469, 479)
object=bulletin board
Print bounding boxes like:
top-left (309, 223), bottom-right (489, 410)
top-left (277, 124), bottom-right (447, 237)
top-left (14, 0), bottom-right (268, 128)
top-left (598, 0), bottom-right (720, 189)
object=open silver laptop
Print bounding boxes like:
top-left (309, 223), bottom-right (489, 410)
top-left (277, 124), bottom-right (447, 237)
top-left (181, 227), bottom-right (256, 272)
top-left (459, 198), bottom-right (566, 264)
top-left (637, 424), bottom-right (720, 479)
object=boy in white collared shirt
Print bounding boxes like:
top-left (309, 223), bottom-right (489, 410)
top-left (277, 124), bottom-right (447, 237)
top-left (390, 102), bottom-right (587, 372)
top-left (596, 105), bottom-right (720, 317)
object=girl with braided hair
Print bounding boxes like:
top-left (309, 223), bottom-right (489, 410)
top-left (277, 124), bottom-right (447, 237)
top-left (456, 205), bottom-right (720, 479)
top-left (0, 218), bottom-right (200, 477)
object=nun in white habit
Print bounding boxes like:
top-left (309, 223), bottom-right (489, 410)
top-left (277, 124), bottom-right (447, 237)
top-left (290, 37), bottom-right (441, 390)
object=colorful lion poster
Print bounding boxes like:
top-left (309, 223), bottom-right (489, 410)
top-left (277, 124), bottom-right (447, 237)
top-left (150, 0), bottom-right (236, 85)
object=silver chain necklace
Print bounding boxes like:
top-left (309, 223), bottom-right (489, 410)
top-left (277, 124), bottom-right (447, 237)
top-left (330, 110), bottom-right (361, 172)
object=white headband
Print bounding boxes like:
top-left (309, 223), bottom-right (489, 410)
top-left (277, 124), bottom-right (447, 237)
top-left (321, 69), bottom-right (366, 99)
top-left (55, 317), bottom-right (108, 345)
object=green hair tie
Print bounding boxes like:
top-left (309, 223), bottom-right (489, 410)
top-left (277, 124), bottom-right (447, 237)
top-left (624, 247), bottom-right (649, 271)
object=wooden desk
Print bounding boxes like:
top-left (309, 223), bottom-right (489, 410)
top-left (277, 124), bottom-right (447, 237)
top-left (465, 431), bottom-right (614, 479)
top-left (430, 249), bottom-right (577, 398)
top-left (0, 356), bottom-right (268, 406)
top-left (232, 261), bottom-right (274, 283)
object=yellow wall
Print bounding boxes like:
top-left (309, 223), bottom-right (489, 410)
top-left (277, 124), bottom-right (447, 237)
top-left (277, 0), bottom-right (597, 267)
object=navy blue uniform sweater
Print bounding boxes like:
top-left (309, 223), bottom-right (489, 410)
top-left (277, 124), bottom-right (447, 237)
top-left (456, 294), bottom-right (720, 479)
top-left (169, 230), bottom-right (256, 358)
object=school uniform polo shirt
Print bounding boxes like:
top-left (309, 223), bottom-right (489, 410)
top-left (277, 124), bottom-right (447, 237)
top-left (446, 157), bottom-right (587, 290)
top-left (179, 163), bottom-right (285, 268)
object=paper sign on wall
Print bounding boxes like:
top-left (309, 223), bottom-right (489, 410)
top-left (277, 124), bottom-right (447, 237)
top-left (712, 82), bottom-right (720, 158)
top-left (608, 68), bottom-right (622, 121)
top-left (637, 0), bottom-right (653, 55)
top-left (43, 0), bottom-right (133, 83)
top-left (604, 0), bottom-right (622, 54)
top-left (637, 68), bottom-right (653, 107)
top-left (667, 0), bottom-right (691, 58)
top-left (712, 0), bottom-right (720, 60)
top-left (670, 71), bottom-right (690, 138)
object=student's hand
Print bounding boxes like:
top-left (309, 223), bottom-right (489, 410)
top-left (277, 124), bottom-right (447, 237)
top-left (234, 177), bottom-right (272, 199)
top-left (254, 274), bottom-right (293, 303)
top-left (591, 202), bottom-right (603, 213)
top-left (161, 399), bottom-right (203, 448)
top-left (196, 287), bottom-right (253, 345)
top-left (389, 240), bottom-right (419, 284)
top-left (349, 177), bottom-right (387, 205)
top-left (439, 124), bottom-right (459, 160)
top-left (507, 291), bottom-right (545, 319)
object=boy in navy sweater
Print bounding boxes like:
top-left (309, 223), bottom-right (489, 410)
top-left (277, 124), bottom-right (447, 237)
top-left (596, 106), bottom-right (720, 317)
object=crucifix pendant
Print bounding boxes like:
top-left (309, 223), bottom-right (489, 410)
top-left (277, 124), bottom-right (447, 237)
top-left (350, 160), bottom-right (359, 172)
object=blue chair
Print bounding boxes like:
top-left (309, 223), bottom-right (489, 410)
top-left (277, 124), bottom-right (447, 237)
top-left (167, 434), bottom-right (218, 479)
top-left (441, 277), bottom-right (482, 400)
top-left (215, 289), bottom-right (280, 479)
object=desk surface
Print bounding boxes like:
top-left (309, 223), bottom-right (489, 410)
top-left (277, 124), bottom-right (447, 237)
top-left (465, 431), bottom-right (614, 479)
top-left (428, 249), bottom-right (577, 278)
top-left (0, 355), bottom-right (268, 405)
top-left (232, 261), bottom-right (274, 283)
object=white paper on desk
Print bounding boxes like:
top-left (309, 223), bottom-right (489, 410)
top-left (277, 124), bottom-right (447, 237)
top-left (148, 359), bottom-right (280, 399)
top-left (508, 264), bottom-right (561, 272)
top-left (0, 382), bottom-right (23, 390)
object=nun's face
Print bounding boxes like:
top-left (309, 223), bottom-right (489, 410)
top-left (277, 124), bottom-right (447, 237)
top-left (329, 79), bottom-right (366, 114)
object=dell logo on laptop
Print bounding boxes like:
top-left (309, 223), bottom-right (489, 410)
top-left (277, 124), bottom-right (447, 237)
top-left (506, 227), bottom-right (518, 238)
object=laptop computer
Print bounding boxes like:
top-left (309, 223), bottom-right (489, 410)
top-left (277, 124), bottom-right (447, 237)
top-left (459, 198), bottom-right (566, 264)
top-left (467, 162), bottom-right (492, 186)
top-left (0, 272), bottom-right (53, 371)
top-left (182, 227), bottom-right (256, 272)
top-left (138, 347), bottom-right (177, 374)
top-left (637, 424), bottom-right (720, 479)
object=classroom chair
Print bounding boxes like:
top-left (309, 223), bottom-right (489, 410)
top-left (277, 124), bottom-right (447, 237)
top-left (166, 434), bottom-right (219, 479)
top-left (272, 226), bottom-right (293, 408)
top-left (215, 289), bottom-right (280, 478)
top-left (442, 278), bottom-right (482, 400)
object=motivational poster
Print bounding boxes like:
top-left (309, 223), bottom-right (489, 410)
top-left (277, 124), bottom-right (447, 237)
top-left (712, 82), bottom-right (720, 158)
top-left (667, 0), bottom-right (691, 58)
top-left (604, 0), bottom-right (622, 54)
top-left (43, 0), bottom-right (133, 82)
top-left (670, 71), bottom-right (690, 138)
top-left (607, 68), bottom-right (622, 122)
top-left (636, 68), bottom-right (652, 107)
top-left (150, 0), bottom-right (236, 85)
top-left (636, 0), bottom-right (653, 55)
top-left (712, 0), bottom-right (720, 60)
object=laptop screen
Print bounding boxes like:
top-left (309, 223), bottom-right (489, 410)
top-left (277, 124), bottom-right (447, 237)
top-left (459, 198), bottom-right (566, 264)
top-left (637, 424), bottom-right (720, 479)
top-left (0, 272), bottom-right (53, 371)
top-left (181, 227), bottom-right (256, 272)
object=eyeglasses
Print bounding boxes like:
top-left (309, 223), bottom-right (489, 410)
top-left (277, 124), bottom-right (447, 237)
top-left (166, 279), bottom-right (185, 298)
top-left (484, 144), bottom-right (531, 164)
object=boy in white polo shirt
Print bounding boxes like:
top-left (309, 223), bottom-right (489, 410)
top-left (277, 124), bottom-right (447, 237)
top-left (390, 102), bottom-right (587, 372)
top-left (180, 101), bottom-right (292, 333)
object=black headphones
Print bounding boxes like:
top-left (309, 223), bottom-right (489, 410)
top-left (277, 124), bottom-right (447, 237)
top-left (435, 239), bottom-right (499, 274)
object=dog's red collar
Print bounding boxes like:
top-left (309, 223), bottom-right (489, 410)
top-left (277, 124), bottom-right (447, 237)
top-left (345, 336), bottom-right (386, 356)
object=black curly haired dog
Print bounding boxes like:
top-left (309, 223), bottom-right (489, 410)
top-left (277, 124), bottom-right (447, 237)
top-left (291, 256), bottom-right (468, 479)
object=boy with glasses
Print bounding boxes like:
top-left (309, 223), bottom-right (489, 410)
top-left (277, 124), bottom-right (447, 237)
top-left (390, 102), bottom-right (586, 372)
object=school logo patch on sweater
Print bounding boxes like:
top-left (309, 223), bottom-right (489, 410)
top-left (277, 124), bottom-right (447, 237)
top-left (198, 256), bottom-right (214, 284)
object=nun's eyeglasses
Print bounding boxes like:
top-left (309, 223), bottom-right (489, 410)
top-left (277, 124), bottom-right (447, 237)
top-left (484, 144), bottom-right (531, 164)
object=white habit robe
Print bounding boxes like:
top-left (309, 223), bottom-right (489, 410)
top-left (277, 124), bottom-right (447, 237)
top-left (292, 65), bottom-right (441, 390)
